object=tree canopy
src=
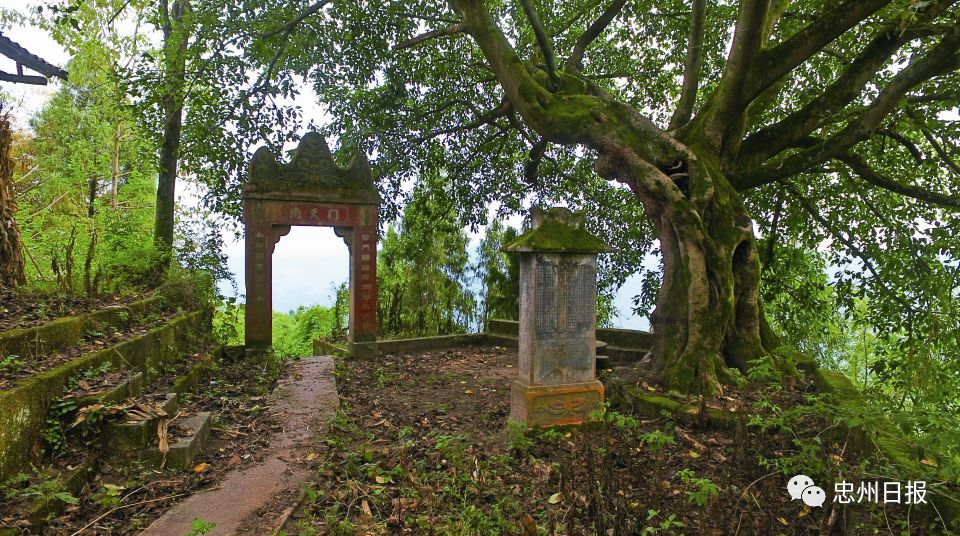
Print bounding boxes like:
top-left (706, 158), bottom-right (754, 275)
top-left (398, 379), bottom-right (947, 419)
top-left (16, 0), bottom-right (960, 400)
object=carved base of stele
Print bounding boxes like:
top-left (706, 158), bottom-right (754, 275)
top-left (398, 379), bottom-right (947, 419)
top-left (349, 341), bottom-right (379, 359)
top-left (510, 379), bottom-right (604, 428)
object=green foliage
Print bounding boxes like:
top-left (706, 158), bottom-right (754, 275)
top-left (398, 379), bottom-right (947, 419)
top-left (745, 356), bottom-right (780, 384)
top-left (677, 469), bottom-right (719, 507)
top-left (2, 472), bottom-right (78, 506)
top-left (14, 52), bottom-right (159, 294)
top-left (377, 183), bottom-right (476, 337)
top-left (271, 294), bottom-right (346, 359)
top-left (505, 419), bottom-right (534, 455)
top-left (0, 354), bottom-right (20, 373)
top-left (641, 510), bottom-right (685, 535)
top-left (638, 430), bottom-right (675, 454)
top-left (474, 218), bottom-right (520, 325)
top-left (187, 518), bottom-right (217, 536)
top-left (44, 398), bottom-right (77, 456)
top-left (212, 299), bottom-right (244, 346)
top-left (91, 483), bottom-right (126, 510)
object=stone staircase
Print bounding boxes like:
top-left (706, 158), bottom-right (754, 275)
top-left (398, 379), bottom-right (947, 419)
top-left (0, 298), bottom-right (217, 534)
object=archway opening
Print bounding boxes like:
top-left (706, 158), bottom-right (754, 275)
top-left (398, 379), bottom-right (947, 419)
top-left (271, 226), bottom-right (349, 358)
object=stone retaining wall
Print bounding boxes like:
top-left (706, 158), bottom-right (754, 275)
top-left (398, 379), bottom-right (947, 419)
top-left (0, 296), bottom-right (164, 361)
top-left (0, 309), bottom-right (211, 481)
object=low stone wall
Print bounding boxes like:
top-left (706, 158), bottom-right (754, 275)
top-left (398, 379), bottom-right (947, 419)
top-left (314, 334), bottom-right (486, 357)
top-left (377, 334), bottom-right (484, 354)
top-left (314, 340), bottom-right (349, 357)
top-left (596, 327), bottom-right (654, 352)
top-left (487, 319), bottom-right (654, 349)
top-left (0, 295), bottom-right (164, 361)
top-left (312, 326), bottom-right (648, 360)
top-left (0, 309), bottom-right (211, 481)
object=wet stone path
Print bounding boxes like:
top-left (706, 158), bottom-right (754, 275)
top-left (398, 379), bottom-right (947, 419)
top-left (141, 356), bottom-right (338, 536)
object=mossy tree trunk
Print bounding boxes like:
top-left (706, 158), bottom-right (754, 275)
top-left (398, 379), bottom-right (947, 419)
top-left (153, 0), bottom-right (191, 258)
top-left (446, 0), bottom-right (957, 393)
top-left (0, 108), bottom-right (26, 289)
top-left (452, 0), bottom-right (782, 394)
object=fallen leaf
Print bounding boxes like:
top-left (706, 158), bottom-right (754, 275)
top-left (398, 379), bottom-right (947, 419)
top-left (464, 389), bottom-right (474, 395)
top-left (306, 452), bottom-right (319, 461)
top-left (548, 492), bottom-right (563, 504)
top-left (521, 513), bottom-right (537, 535)
top-left (778, 517), bottom-right (789, 526)
top-left (688, 451), bottom-right (700, 459)
top-left (361, 499), bottom-right (372, 517)
top-left (192, 463), bottom-right (211, 473)
top-left (375, 475), bottom-right (393, 484)
top-left (228, 454), bottom-right (241, 466)
top-left (78, 380), bottom-right (91, 391)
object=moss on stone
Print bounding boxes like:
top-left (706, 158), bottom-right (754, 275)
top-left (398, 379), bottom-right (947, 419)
top-left (505, 219), bottom-right (612, 253)
top-left (0, 309), bottom-right (211, 481)
top-left (0, 295), bottom-right (164, 361)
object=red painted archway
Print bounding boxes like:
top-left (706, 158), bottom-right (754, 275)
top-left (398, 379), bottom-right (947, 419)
top-left (243, 133), bottom-right (380, 357)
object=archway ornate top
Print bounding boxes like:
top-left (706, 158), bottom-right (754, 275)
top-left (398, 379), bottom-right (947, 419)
top-left (245, 132), bottom-right (380, 204)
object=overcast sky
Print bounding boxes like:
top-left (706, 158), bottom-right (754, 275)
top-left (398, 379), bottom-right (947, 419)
top-left (0, 3), bottom-right (649, 329)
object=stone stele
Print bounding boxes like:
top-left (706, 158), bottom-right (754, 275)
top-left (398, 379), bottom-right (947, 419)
top-left (505, 207), bottom-right (614, 427)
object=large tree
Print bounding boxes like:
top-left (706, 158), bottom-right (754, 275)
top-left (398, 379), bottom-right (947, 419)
top-left (282, 0), bottom-right (960, 394)
top-left (91, 0), bottom-right (960, 395)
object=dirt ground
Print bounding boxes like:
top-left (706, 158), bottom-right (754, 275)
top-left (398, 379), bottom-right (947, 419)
top-left (3, 346), bottom-right (954, 535)
top-left (0, 353), bottom-right (283, 534)
top-left (282, 346), bottom-right (952, 535)
top-left (0, 290), bottom-right (134, 332)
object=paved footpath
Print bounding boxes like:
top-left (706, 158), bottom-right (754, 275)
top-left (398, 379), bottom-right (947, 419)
top-left (141, 356), bottom-right (338, 536)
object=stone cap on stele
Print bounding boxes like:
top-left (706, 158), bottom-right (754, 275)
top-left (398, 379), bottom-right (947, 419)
top-left (505, 206), bottom-right (614, 254)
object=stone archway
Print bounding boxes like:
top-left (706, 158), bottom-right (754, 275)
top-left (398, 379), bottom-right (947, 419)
top-left (243, 133), bottom-right (380, 357)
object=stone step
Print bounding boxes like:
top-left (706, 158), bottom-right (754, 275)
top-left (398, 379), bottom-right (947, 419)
top-left (607, 345), bottom-right (648, 365)
top-left (103, 392), bottom-right (179, 455)
top-left (486, 319), bottom-right (519, 337)
top-left (143, 411), bottom-right (213, 470)
top-left (483, 333), bottom-right (519, 348)
top-left (0, 295), bottom-right (163, 362)
top-left (69, 371), bottom-right (144, 407)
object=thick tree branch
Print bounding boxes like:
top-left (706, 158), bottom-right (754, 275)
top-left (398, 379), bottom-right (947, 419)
top-left (393, 24), bottom-right (465, 51)
top-left (838, 152), bottom-right (960, 208)
top-left (517, 0), bottom-right (560, 87)
top-left (261, 0), bottom-right (333, 38)
top-left (879, 129), bottom-right (924, 164)
top-left (731, 26), bottom-right (960, 190)
top-left (737, 27), bottom-right (911, 168)
top-left (565, 0), bottom-right (629, 71)
top-left (524, 138), bottom-right (549, 185)
top-left (451, 0), bottom-right (689, 219)
top-left (700, 0), bottom-right (770, 147)
top-left (668, 0), bottom-right (706, 131)
top-left (745, 0), bottom-right (893, 103)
